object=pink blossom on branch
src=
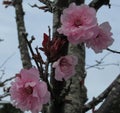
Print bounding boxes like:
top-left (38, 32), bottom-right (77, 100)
top-left (57, 3), bottom-right (99, 44)
top-left (52, 55), bottom-right (78, 81)
top-left (85, 22), bottom-right (114, 53)
top-left (10, 68), bottom-right (50, 113)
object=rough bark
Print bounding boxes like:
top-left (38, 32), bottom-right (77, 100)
top-left (83, 74), bottom-right (120, 113)
top-left (95, 81), bottom-right (120, 113)
top-left (14, 0), bottom-right (32, 69)
top-left (63, 1), bottom-right (87, 113)
top-left (50, 0), bottom-right (87, 113)
top-left (64, 44), bottom-right (87, 113)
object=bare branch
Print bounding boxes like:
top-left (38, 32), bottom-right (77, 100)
top-left (29, 3), bottom-right (50, 12)
top-left (2, 0), bottom-right (13, 8)
top-left (44, 59), bottom-right (54, 98)
top-left (22, 33), bottom-right (43, 76)
top-left (86, 53), bottom-right (119, 70)
top-left (89, 0), bottom-right (111, 10)
top-left (48, 26), bottom-right (51, 39)
top-left (82, 74), bottom-right (120, 112)
top-left (2, 76), bottom-right (15, 84)
top-left (95, 83), bottom-right (120, 113)
top-left (107, 48), bottom-right (120, 54)
top-left (37, 0), bottom-right (53, 12)
top-left (0, 93), bottom-right (10, 100)
top-left (86, 62), bottom-right (119, 70)
top-left (0, 76), bottom-right (15, 87)
top-left (0, 69), bottom-right (5, 80)
top-left (34, 47), bottom-right (44, 76)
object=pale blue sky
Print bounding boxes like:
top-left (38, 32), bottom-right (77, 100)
top-left (0, 0), bottom-right (120, 113)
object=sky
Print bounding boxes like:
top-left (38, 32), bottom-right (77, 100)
top-left (0, 0), bottom-right (120, 113)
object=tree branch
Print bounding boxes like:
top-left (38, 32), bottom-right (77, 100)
top-left (89, 0), bottom-right (111, 10)
top-left (14, 0), bottom-right (32, 69)
top-left (82, 74), bottom-right (120, 112)
top-left (23, 33), bottom-right (44, 77)
top-left (95, 79), bottom-right (120, 113)
top-left (107, 48), bottom-right (120, 54)
top-left (86, 53), bottom-right (119, 70)
top-left (0, 93), bottom-right (9, 100)
top-left (38, 0), bottom-right (53, 12)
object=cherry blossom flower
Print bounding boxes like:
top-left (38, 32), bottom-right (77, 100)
top-left (86, 22), bottom-right (114, 53)
top-left (57, 3), bottom-right (98, 44)
top-left (10, 68), bottom-right (50, 113)
top-left (52, 55), bottom-right (78, 81)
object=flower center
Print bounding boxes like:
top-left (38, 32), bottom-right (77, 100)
top-left (60, 58), bottom-right (71, 71)
top-left (74, 20), bottom-right (82, 27)
top-left (25, 86), bottom-right (33, 94)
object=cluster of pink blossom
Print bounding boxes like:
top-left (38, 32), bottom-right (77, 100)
top-left (10, 56), bottom-right (78, 113)
top-left (10, 68), bottom-right (50, 113)
top-left (57, 3), bottom-right (114, 53)
top-left (10, 2), bottom-right (115, 113)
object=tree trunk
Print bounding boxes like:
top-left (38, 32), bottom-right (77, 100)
top-left (64, 43), bottom-right (87, 113)
top-left (14, 0), bottom-right (32, 69)
top-left (50, 0), bottom-right (87, 113)
top-left (0, 0), bottom-right (32, 113)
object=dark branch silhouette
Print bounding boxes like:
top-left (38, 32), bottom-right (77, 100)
top-left (107, 48), bottom-right (120, 54)
top-left (82, 74), bottom-right (120, 112)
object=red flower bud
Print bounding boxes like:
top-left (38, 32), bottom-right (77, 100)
top-left (39, 33), bottom-right (67, 62)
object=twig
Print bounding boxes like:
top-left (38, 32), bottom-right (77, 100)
top-left (0, 76), bottom-right (15, 87)
top-left (44, 60), bottom-right (49, 81)
top-left (2, 0), bottom-right (13, 8)
top-left (29, 3), bottom-right (50, 12)
top-left (2, 76), bottom-right (15, 84)
top-left (44, 59), bottom-right (54, 98)
top-left (23, 33), bottom-right (53, 98)
top-left (29, 0), bottom-right (54, 12)
top-left (0, 69), bottom-right (5, 80)
top-left (86, 53), bottom-right (111, 70)
top-left (86, 63), bottom-right (119, 70)
top-left (86, 62), bottom-right (103, 70)
top-left (38, 0), bottom-right (53, 12)
top-left (35, 47), bottom-right (44, 77)
top-left (0, 93), bottom-right (10, 99)
top-left (82, 74), bottom-right (120, 112)
top-left (48, 26), bottom-right (51, 39)
top-left (107, 48), bottom-right (120, 54)
top-left (22, 33), bottom-right (43, 76)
